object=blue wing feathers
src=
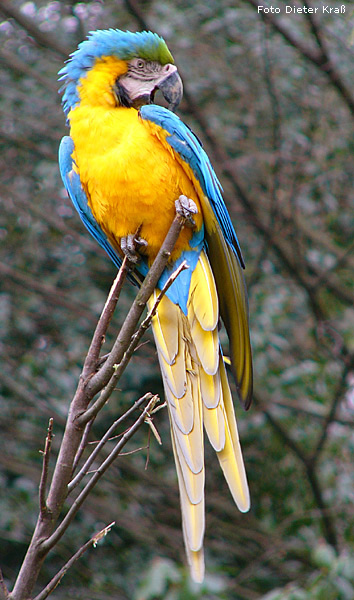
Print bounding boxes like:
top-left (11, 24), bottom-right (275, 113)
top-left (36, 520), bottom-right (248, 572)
top-left (140, 105), bottom-right (245, 269)
top-left (58, 136), bottom-right (124, 271)
top-left (158, 227), bottom-right (204, 314)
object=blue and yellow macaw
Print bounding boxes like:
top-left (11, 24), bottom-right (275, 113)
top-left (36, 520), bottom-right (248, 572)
top-left (58, 29), bottom-right (252, 582)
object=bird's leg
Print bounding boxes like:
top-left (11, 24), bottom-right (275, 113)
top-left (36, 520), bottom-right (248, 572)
top-left (175, 195), bottom-right (198, 228)
top-left (120, 230), bottom-right (148, 264)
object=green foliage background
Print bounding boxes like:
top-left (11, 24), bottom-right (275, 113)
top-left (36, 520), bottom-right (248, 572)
top-left (0, 1), bottom-right (354, 598)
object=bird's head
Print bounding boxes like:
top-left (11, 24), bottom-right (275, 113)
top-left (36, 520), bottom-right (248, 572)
top-left (59, 29), bottom-right (183, 115)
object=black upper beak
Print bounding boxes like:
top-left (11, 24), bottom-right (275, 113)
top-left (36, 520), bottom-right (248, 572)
top-left (157, 70), bottom-right (183, 112)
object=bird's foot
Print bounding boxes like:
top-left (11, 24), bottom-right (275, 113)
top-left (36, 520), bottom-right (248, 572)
top-left (120, 233), bottom-right (148, 263)
top-left (175, 195), bottom-right (198, 228)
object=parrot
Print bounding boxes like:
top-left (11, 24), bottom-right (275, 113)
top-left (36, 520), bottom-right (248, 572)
top-left (58, 28), bottom-right (253, 583)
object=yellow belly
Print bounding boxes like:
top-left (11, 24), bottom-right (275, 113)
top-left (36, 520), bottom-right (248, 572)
top-left (68, 105), bottom-right (203, 261)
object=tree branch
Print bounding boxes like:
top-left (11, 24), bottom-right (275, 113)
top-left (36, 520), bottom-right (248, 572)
top-left (81, 256), bottom-right (130, 381)
top-left (39, 419), bottom-right (54, 517)
top-left (86, 212), bottom-right (187, 397)
top-left (10, 209), bottom-right (186, 600)
top-left (32, 522), bottom-right (115, 600)
top-left (77, 259), bottom-right (188, 427)
top-left (71, 419), bottom-right (94, 477)
top-left (42, 394), bottom-right (159, 552)
top-left (0, 48), bottom-right (57, 92)
top-left (302, 0), bottom-right (354, 114)
top-left (68, 393), bottom-right (154, 494)
top-left (0, 262), bottom-right (94, 321)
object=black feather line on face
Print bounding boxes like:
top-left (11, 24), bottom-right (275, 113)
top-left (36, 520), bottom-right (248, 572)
top-left (115, 80), bottom-right (133, 108)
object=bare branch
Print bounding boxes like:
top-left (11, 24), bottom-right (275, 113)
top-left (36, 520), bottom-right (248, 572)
top-left (68, 393), bottom-right (155, 494)
top-left (77, 260), bottom-right (188, 427)
top-left (10, 210), bottom-right (185, 600)
top-left (82, 256), bottom-right (130, 381)
top-left (39, 419), bottom-right (54, 516)
top-left (42, 394), bottom-right (160, 552)
top-left (71, 419), bottom-right (94, 477)
top-left (243, 0), bottom-right (322, 62)
top-left (303, 0), bottom-right (354, 114)
top-left (0, 131), bottom-right (57, 162)
top-left (32, 522), bottom-right (115, 600)
top-left (268, 396), bottom-right (354, 427)
top-left (123, 0), bottom-right (147, 29)
top-left (248, 23), bottom-right (284, 285)
top-left (86, 212), bottom-right (187, 398)
top-left (0, 367), bottom-right (63, 423)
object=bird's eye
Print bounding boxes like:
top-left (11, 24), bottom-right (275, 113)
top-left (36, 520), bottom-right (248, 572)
top-left (136, 59), bottom-right (145, 69)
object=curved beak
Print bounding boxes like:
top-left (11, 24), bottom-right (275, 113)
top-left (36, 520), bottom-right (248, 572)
top-left (157, 69), bottom-right (183, 112)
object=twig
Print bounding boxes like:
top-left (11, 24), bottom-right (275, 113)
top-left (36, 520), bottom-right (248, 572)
top-left (144, 428), bottom-right (151, 471)
top-left (42, 395), bottom-right (159, 551)
top-left (312, 239), bottom-right (354, 292)
top-left (71, 418), bottom-right (94, 476)
top-left (82, 256), bottom-right (130, 381)
top-left (257, 398), bottom-right (307, 462)
top-left (119, 446), bottom-right (147, 456)
top-left (85, 212), bottom-right (187, 398)
top-left (124, 0), bottom-right (147, 29)
top-left (248, 21), bottom-right (283, 286)
top-left (39, 419), bottom-right (54, 516)
top-left (0, 367), bottom-right (62, 423)
top-left (32, 522), bottom-right (115, 600)
top-left (77, 260), bottom-right (188, 427)
top-left (68, 393), bottom-right (154, 494)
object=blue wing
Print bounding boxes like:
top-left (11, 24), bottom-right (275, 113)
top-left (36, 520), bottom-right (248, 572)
top-left (139, 104), bottom-right (245, 269)
top-left (140, 105), bottom-right (252, 409)
top-left (59, 136), bottom-right (125, 271)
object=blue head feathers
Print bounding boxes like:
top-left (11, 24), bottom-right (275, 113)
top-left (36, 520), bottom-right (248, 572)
top-left (59, 29), bottom-right (174, 114)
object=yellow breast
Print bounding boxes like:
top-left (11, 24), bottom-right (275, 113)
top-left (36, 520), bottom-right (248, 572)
top-left (68, 103), bottom-right (203, 261)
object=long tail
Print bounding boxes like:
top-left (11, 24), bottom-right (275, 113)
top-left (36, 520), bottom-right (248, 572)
top-left (148, 250), bottom-right (249, 582)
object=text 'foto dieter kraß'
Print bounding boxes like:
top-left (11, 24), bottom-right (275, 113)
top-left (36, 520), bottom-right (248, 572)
top-left (257, 5), bottom-right (346, 14)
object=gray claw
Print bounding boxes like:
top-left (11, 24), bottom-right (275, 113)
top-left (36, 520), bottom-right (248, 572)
top-left (121, 233), bottom-right (148, 263)
top-left (135, 236), bottom-right (148, 248)
top-left (175, 195), bottom-right (198, 227)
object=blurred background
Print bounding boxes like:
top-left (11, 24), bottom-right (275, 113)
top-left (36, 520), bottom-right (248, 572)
top-left (1, 1), bottom-right (354, 598)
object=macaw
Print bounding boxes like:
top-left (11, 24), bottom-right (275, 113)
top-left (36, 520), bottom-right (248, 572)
top-left (58, 29), bottom-right (252, 583)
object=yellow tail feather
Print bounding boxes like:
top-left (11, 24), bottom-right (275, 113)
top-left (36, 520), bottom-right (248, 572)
top-left (149, 249), bottom-right (249, 582)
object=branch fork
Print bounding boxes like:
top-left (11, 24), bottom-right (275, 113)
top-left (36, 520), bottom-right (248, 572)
top-left (9, 205), bottom-right (190, 600)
